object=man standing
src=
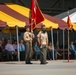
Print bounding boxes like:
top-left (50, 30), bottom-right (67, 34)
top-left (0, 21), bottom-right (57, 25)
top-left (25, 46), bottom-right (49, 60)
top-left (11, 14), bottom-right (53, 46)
top-left (0, 40), bottom-right (3, 61)
top-left (5, 39), bottom-right (16, 60)
top-left (70, 41), bottom-right (76, 59)
top-left (37, 25), bottom-right (48, 64)
top-left (19, 39), bottom-right (25, 61)
top-left (24, 26), bottom-right (34, 64)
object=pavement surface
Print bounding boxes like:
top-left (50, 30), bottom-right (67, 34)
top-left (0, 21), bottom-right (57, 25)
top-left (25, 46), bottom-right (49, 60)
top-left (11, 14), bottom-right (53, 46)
top-left (0, 60), bottom-right (76, 75)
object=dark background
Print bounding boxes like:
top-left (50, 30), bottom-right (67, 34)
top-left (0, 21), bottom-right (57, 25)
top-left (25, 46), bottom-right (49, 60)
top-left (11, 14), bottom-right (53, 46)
top-left (0, 0), bottom-right (76, 16)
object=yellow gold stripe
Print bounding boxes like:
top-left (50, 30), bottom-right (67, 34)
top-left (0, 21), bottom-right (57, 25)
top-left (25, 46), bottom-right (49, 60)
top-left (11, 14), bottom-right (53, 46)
top-left (0, 11), bottom-right (25, 27)
top-left (6, 3), bottom-right (58, 28)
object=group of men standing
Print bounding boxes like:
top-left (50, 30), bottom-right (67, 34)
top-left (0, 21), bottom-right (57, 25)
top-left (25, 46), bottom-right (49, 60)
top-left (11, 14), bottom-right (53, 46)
top-left (24, 25), bottom-right (48, 64)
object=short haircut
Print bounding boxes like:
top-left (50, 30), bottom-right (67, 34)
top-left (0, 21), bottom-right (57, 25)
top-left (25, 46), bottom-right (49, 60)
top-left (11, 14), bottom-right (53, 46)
top-left (25, 26), bottom-right (30, 29)
top-left (41, 25), bottom-right (45, 28)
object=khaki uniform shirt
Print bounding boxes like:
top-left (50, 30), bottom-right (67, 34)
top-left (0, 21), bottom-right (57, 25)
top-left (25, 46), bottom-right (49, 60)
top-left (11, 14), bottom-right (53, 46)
top-left (37, 31), bottom-right (48, 45)
top-left (24, 32), bottom-right (32, 41)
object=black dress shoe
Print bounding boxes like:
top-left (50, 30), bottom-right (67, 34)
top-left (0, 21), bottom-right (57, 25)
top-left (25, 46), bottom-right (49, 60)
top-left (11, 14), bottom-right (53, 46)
top-left (29, 62), bottom-right (33, 64)
top-left (26, 62), bottom-right (33, 64)
top-left (40, 62), bottom-right (48, 64)
top-left (40, 63), bottom-right (46, 64)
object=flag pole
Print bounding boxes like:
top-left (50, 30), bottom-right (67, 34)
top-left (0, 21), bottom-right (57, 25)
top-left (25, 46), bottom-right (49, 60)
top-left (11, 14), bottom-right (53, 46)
top-left (16, 26), bottom-right (20, 61)
top-left (68, 28), bottom-right (70, 62)
top-left (57, 29), bottom-right (59, 49)
top-left (67, 11), bottom-right (70, 62)
top-left (30, 23), bottom-right (32, 60)
top-left (63, 29), bottom-right (65, 59)
top-left (51, 27), bottom-right (54, 60)
top-left (30, 20), bottom-right (34, 59)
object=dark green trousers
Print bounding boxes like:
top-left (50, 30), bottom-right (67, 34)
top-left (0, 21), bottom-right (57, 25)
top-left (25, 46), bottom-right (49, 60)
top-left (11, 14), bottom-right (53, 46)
top-left (25, 41), bottom-right (32, 63)
top-left (40, 45), bottom-right (47, 63)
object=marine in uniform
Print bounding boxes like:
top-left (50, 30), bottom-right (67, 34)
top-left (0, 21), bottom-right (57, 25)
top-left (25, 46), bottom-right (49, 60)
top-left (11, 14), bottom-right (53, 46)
top-left (24, 26), bottom-right (34, 64)
top-left (37, 25), bottom-right (48, 64)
